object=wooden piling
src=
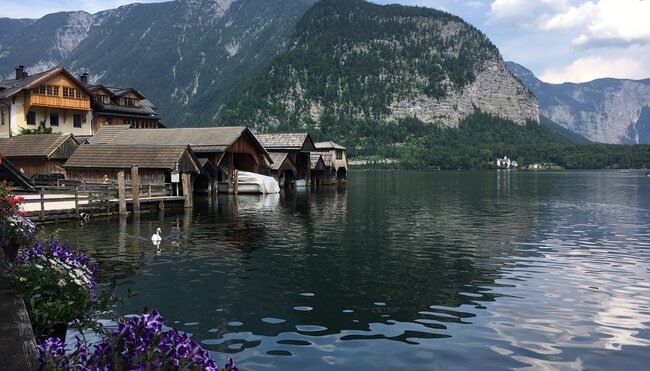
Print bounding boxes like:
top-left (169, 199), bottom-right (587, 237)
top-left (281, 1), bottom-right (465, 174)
top-left (118, 171), bottom-right (127, 215)
top-left (233, 169), bottom-right (239, 194)
top-left (131, 166), bottom-right (140, 214)
top-left (182, 173), bottom-right (192, 208)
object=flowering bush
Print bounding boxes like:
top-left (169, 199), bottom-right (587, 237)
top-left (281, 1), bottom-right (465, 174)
top-left (0, 179), bottom-right (25, 219)
top-left (12, 241), bottom-right (98, 339)
top-left (38, 310), bottom-right (237, 371)
top-left (0, 214), bottom-right (37, 248)
top-left (0, 179), bottom-right (34, 260)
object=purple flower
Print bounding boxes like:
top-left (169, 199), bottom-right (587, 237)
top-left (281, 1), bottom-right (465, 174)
top-left (38, 309), bottom-right (227, 370)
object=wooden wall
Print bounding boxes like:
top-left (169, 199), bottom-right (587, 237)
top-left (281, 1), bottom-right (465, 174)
top-left (5, 158), bottom-right (66, 178)
top-left (65, 168), bottom-right (166, 185)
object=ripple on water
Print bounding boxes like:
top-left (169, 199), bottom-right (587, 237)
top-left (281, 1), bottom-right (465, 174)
top-left (262, 317), bottom-right (286, 324)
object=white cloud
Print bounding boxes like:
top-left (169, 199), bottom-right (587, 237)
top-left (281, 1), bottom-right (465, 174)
top-left (539, 56), bottom-right (646, 83)
top-left (487, 0), bottom-right (569, 26)
top-left (542, 1), bottom-right (598, 30)
top-left (573, 0), bottom-right (650, 47)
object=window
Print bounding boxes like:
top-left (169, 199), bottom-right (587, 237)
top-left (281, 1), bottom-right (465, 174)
top-left (63, 87), bottom-right (76, 97)
top-left (97, 95), bottom-right (109, 104)
top-left (336, 149), bottom-right (343, 160)
top-left (27, 111), bottom-right (36, 125)
top-left (122, 97), bottom-right (138, 107)
top-left (50, 112), bottom-right (59, 127)
top-left (33, 86), bottom-right (46, 95)
top-left (53, 86), bottom-right (59, 96)
top-left (46, 86), bottom-right (53, 95)
top-left (73, 114), bottom-right (82, 128)
top-left (76, 90), bottom-right (83, 99)
top-left (1, 110), bottom-right (4, 125)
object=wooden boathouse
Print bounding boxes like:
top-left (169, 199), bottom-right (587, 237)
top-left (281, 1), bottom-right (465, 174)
top-left (314, 141), bottom-right (348, 182)
top-left (0, 134), bottom-right (79, 177)
top-left (89, 125), bottom-right (271, 193)
top-left (63, 144), bottom-right (202, 185)
top-left (256, 133), bottom-right (315, 185)
top-left (267, 152), bottom-right (298, 187)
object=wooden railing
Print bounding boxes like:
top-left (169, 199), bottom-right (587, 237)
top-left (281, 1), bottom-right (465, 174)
top-left (25, 94), bottom-right (90, 111)
top-left (22, 182), bottom-right (173, 220)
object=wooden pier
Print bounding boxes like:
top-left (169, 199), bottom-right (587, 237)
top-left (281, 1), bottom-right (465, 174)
top-left (21, 177), bottom-right (189, 223)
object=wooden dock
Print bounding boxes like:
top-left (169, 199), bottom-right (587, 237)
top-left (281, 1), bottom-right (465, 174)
top-left (21, 180), bottom-right (188, 223)
top-left (0, 249), bottom-right (38, 370)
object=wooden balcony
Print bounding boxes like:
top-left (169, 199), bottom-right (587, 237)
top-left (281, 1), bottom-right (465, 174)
top-left (25, 94), bottom-right (90, 111)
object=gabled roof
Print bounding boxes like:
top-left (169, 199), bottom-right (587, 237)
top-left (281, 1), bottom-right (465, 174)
top-left (314, 141), bottom-right (346, 150)
top-left (0, 67), bottom-right (94, 99)
top-left (87, 85), bottom-right (158, 117)
top-left (0, 157), bottom-right (34, 191)
top-left (269, 152), bottom-right (291, 171)
top-left (310, 153), bottom-right (325, 170)
top-left (95, 126), bottom-right (270, 160)
top-left (105, 87), bottom-right (146, 99)
top-left (256, 133), bottom-right (316, 152)
top-left (63, 145), bottom-right (201, 172)
top-left (0, 134), bottom-right (79, 159)
top-left (90, 125), bottom-right (132, 144)
top-left (315, 151), bottom-right (334, 167)
top-left (199, 158), bottom-right (217, 174)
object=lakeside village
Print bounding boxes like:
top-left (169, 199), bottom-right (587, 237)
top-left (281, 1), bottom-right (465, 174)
top-left (0, 65), bottom-right (349, 201)
top-left (0, 65), bottom-right (350, 369)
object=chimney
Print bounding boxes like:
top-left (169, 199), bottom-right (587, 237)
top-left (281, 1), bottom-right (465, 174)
top-left (80, 73), bottom-right (89, 85)
top-left (15, 65), bottom-right (25, 80)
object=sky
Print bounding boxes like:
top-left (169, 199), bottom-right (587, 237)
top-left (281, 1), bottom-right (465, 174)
top-left (1, 0), bottom-right (649, 84)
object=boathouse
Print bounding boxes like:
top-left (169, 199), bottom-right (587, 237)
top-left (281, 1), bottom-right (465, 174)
top-left (268, 152), bottom-right (298, 187)
top-left (0, 156), bottom-right (34, 191)
top-left (314, 141), bottom-right (348, 182)
top-left (255, 133), bottom-right (315, 185)
top-left (309, 153), bottom-right (326, 185)
top-left (89, 125), bottom-right (271, 193)
top-left (0, 134), bottom-right (80, 178)
top-left (63, 144), bottom-right (201, 185)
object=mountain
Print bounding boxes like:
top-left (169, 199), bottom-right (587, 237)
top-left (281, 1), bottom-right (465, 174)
top-left (0, 0), bottom-right (318, 125)
top-left (539, 116), bottom-right (591, 144)
top-left (222, 0), bottom-right (539, 147)
top-left (507, 61), bottom-right (650, 144)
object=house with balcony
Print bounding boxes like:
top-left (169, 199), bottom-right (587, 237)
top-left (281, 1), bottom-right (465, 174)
top-left (0, 66), bottom-right (93, 137)
top-left (80, 73), bottom-right (164, 132)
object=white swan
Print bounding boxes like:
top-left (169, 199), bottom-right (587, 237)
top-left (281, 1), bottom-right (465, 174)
top-left (151, 228), bottom-right (162, 242)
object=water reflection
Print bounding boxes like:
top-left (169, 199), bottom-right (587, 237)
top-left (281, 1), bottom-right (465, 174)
top-left (43, 171), bottom-right (650, 370)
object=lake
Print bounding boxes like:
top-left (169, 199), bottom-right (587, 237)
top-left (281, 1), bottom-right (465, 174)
top-left (42, 170), bottom-right (650, 370)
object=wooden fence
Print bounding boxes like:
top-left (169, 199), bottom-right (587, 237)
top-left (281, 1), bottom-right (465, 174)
top-left (21, 182), bottom-right (173, 221)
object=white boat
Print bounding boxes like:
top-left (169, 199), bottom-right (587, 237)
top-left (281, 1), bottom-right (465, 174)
top-left (218, 171), bottom-right (280, 194)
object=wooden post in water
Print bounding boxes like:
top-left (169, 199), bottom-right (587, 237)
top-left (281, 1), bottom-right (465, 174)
top-left (182, 173), bottom-right (192, 208)
top-left (233, 169), bottom-right (239, 195)
top-left (118, 171), bottom-right (127, 215)
top-left (227, 154), bottom-right (233, 194)
top-left (131, 166), bottom-right (140, 214)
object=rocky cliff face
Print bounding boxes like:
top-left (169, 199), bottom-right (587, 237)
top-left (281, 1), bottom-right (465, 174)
top-left (223, 0), bottom-right (539, 137)
top-left (390, 60), bottom-right (538, 126)
top-left (507, 62), bottom-right (650, 144)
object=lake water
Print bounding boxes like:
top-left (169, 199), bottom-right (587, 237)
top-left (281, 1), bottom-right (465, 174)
top-left (42, 170), bottom-right (650, 370)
